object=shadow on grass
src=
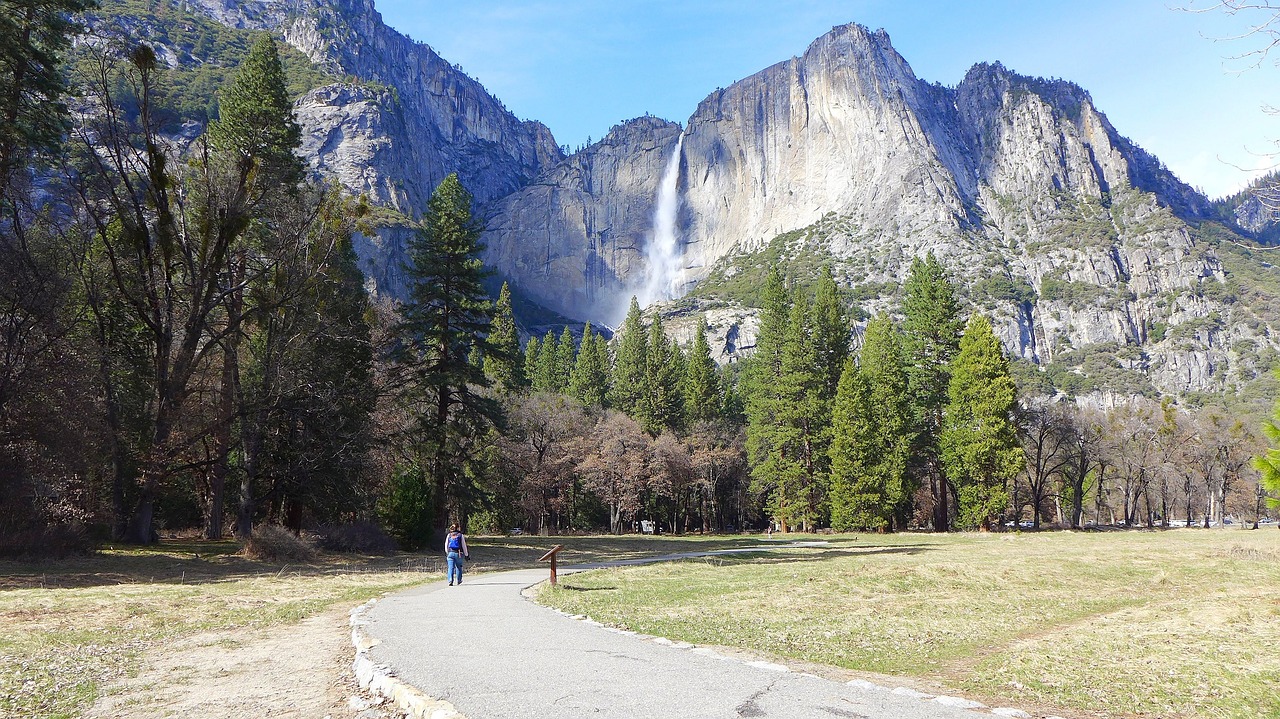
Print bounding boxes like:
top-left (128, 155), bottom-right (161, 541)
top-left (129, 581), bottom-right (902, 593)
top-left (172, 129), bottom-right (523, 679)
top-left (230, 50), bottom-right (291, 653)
top-left (0, 534), bottom-right (887, 591)
top-left (555, 585), bottom-right (618, 592)
top-left (679, 545), bottom-right (933, 567)
top-left (0, 544), bottom-right (449, 591)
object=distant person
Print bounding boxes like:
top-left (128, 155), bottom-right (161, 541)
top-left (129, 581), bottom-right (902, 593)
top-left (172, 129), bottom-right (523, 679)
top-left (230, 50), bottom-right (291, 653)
top-left (445, 524), bottom-right (469, 586)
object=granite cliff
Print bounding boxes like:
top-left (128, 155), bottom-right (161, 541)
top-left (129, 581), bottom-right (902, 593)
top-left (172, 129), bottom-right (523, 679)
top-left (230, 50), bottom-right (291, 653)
top-left (99, 0), bottom-right (564, 296)
top-left (482, 24), bottom-right (1278, 400)
top-left (85, 2), bottom-right (1280, 401)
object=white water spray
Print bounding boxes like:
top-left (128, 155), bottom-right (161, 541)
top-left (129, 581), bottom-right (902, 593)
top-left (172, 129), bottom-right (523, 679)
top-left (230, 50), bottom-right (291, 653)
top-left (639, 132), bottom-right (685, 307)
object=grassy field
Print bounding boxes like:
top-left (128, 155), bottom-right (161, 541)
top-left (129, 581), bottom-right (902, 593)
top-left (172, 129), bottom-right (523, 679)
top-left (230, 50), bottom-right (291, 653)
top-left (536, 530), bottom-right (1280, 719)
top-left (0, 541), bottom-right (430, 718)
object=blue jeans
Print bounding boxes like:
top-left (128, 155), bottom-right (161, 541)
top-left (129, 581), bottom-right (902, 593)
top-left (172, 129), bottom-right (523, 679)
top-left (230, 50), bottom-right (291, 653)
top-left (447, 551), bottom-right (464, 583)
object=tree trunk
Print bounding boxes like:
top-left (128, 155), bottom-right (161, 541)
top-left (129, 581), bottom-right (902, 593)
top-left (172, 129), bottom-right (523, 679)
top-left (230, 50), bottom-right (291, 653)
top-left (207, 259), bottom-right (244, 540)
top-left (932, 458), bottom-right (951, 532)
top-left (236, 405), bottom-right (265, 538)
top-left (125, 484), bottom-right (157, 544)
top-left (206, 351), bottom-right (235, 540)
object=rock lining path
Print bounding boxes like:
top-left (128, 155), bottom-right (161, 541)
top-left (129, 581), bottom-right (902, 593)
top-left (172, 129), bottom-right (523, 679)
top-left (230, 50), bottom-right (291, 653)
top-left (360, 543), bottom-right (1032, 719)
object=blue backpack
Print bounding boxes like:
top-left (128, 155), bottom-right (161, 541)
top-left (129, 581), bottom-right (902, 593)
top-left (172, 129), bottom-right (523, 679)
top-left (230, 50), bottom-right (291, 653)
top-left (447, 532), bottom-right (462, 551)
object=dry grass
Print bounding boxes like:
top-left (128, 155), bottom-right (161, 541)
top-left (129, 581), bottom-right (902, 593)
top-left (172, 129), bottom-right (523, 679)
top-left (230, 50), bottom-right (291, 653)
top-left (0, 542), bottom-right (430, 718)
top-left (0, 532), bottom-right (762, 718)
top-left (537, 529), bottom-right (1280, 719)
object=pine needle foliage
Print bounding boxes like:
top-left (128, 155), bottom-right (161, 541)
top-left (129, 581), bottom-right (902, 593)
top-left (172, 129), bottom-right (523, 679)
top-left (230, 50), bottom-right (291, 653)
top-left (206, 33), bottom-right (303, 186)
top-left (941, 314), bottom-right (1021, 530)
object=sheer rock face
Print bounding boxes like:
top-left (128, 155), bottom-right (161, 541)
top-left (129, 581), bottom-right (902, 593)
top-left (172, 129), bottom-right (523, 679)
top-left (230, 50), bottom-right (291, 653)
top-left (186, 0), bottom-right (564, 296)
top-left (482, 23), bottom-right (1268, 396)
top-left (482, 117), bottom-right (683, 326)
top-left (137, 3), bottom-right (1273, 396)
top-left (677, 26), bottom-right (975, 275)
top-left (485, 24), bottom-right (1212, 324)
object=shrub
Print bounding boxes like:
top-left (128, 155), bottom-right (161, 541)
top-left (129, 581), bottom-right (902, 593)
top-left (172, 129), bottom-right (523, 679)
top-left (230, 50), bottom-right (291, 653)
top-left (313, 521), bottom-right (397, 554)
top-left (240, 524), bottom-right (317, 563)
top-left (0, 523), bottom-right (92, 559)
top-left (377, 465), bottom-right (434, 550)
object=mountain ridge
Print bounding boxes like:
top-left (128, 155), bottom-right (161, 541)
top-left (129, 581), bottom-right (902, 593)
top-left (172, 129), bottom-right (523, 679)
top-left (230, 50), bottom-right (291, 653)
top-left (82, 2), bottom-right (1280, 403)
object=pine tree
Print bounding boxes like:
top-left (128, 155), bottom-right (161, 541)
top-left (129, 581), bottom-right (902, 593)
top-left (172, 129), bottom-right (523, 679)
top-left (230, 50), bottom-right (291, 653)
top-left (532, 330), bottom-right (558, 392)
top-left (940, 315), bottom-right (1021, 531)
top-left (829, 358), bottom-right (875, 531)
top-left (194, 30), bottom-right (310, 539)
top-left (553, 326), bottom-right (576, 392)
top-left (484, 282), bottom-right (524, 393)
top-left (860, 315), bottom-right (914, 527)
top-left (0, 0), bottom-right (95, 194)
top-left (207, 34), bottom-right (304, 186)
top-left (774, 293), bottom-right (829, 530)
top-left (609, 297), bottom-right (648, 415)
top-left (684, 317), bottom-right (721, 424)
top-left (829, 315), bottom-right (913, 531)
top-left (570, 323), bottom-right (610, 407)
top-left (1253, 396), bottom-right (1280, 510)
top-left (744, 269), bottom-right (793, 529)
top-left (395, 173), bottom-right (501, 540)
top-left (902, 252), bottom-right (963, 531)
top-left (747, 285), bottom-right (828, 532)
top-left (640, 314), bottom-right (683, 434)
top-left (811, 266), bottom-right (850, 402)
top-left (523, 336), bottom-right (541, 391)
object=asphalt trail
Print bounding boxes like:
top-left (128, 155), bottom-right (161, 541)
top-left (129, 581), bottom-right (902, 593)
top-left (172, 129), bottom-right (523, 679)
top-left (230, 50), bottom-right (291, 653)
top-left (363, 545), bottom-right (995, 719)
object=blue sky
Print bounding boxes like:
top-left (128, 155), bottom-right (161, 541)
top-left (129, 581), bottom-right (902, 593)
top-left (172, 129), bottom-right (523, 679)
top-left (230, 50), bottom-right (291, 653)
top-left (374, 0), bottom-right (1280, 199)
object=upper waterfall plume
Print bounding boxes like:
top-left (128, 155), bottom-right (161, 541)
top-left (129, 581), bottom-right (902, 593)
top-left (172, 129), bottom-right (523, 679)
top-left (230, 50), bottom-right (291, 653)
top-left (639, 132), bottom-right (685, 307)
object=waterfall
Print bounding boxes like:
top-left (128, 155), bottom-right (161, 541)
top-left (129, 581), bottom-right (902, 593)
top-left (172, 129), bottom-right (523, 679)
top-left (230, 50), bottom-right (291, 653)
top-left (639, 132), bottom-right (685, 307)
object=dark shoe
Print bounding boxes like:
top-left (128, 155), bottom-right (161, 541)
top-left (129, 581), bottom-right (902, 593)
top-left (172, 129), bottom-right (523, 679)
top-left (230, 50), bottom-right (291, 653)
top-left (448, 581), bottom-right (454, 586)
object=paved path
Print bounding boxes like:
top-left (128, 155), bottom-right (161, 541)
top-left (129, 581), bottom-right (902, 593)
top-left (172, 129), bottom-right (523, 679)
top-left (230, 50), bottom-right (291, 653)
top-left (363, 547), bottom-right (997, 719)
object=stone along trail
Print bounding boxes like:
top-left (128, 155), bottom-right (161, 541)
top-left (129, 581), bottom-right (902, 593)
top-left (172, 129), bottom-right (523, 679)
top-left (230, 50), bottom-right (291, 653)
top-left (358, 545), bottom-right (1019, 719)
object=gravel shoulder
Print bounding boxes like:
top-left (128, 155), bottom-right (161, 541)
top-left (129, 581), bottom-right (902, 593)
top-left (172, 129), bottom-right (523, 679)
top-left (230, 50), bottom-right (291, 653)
top-left (86, 605), bottom-right (372, 719)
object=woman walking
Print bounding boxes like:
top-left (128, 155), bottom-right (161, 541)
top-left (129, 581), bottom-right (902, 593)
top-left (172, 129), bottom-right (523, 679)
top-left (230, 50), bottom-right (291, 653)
top-left (445, 524), bottom-right (469, 585)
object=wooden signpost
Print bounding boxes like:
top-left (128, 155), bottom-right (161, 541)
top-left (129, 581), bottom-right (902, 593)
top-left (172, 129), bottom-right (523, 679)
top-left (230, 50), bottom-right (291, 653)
top-left (538, 544), bottom-right (564, 585)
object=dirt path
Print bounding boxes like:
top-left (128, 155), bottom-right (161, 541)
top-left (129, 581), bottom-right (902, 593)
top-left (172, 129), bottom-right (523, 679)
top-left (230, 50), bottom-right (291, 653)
top-left (86, 606), bottom-right (389, 719)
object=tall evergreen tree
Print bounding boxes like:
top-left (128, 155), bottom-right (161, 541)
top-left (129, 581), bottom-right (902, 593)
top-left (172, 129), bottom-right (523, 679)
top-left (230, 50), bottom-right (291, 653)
top-left (811, 266), bottom-right (850, 402)
top-left (829, 358), bottom-right (875, 531)
top-left (776, 294), bottom-right (829, 530)
top-left (207, 33), bottom-right (304, 186)
top-left (684, 317), bottom-right (721, 425)
top-left (394, 173), bottom-right (501, 541)
top-left (0, 0), bottom-right (94, 193)
top-left (640, 314), bottom-right (683, 434)
top-left (532, 329), bottom-right (559, 393)
top-left (523, 335), bottom-right (541, 391)
top-left (570, 323), bottom-right (610, 407)
top-left (484, 282), bottom-right (524, 393)
top-left (744, 269), bottom-right (793, 528)
top-left (748, 286), bottom-right (827, 531)
top-left (609, 297), bottom-right (648, 415)
top-left (902, 252), bottom-right (963, 531)
top-left (941, 315), bottom-right (1021, 531)
top-left (861, 315), bottom-right (915, 527)
top-left (829, 315), bottom-right (913, 531)
top-left (185, 31), bottom-right (311, 539)
top-left (553, 326), bottom-right (576, 392)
